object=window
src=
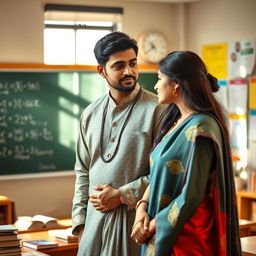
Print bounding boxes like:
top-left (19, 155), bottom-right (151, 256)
top-left (44, 4), bottom-right (123, 65)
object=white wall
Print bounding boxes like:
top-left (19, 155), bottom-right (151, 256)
top-left (186, 0), bottom-right (256, 54)
top-left (0, 0), bottom-right (44, 63)
top-left (0, 173), bottom-right (76, 218)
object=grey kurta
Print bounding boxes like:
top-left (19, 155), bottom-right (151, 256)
top-left (72, 84), bottom-right (165, 256)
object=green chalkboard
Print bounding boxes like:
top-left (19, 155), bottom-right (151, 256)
top-left (139, 72), bottom-right (158, 93)
top-left (0, 71), bottom-right (157, 175)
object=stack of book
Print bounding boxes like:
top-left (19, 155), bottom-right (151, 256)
top-left (22, 239), bottom-right (58, 250)
top-left (0, 224), bottom-right (21, 256)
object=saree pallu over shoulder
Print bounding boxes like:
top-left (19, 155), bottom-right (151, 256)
top-left (142, 113), bottom-right (241, 256)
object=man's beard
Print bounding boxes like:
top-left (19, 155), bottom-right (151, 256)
top-left (106, 75), bottom-right (138, 92)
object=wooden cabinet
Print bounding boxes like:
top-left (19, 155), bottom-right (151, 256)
top-left (236, 190), bottom-right (256, 220)
top-left (0, 195), bottom-right (13, 224)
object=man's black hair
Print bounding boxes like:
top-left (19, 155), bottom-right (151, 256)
top-left (94, 32), bottom-right (138, 66)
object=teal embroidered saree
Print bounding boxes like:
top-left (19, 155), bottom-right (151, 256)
top-left (142, 113), bottom-right (241, 256)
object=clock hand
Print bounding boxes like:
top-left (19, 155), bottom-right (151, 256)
top-left (144, 42), bottom-right (156, 54)
top-left (150, 42), bottom-right (156, 49)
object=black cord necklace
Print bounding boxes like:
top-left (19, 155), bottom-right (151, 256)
top-left (100, 88), bottom-right (142, 163)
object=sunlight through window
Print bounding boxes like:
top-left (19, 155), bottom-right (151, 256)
top-left (44, 22), bottom-right (115, 65)
top-left (76, 30), bottom-right (111, 65)
top-left (44, 4), bottom-right (122, 64)
top-left (58, 73), bottom-right (80, 149)
top-left (44, 29), bottom-right (75, 64)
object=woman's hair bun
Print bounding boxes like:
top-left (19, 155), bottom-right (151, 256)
top-left (207, 73), bottom-right (220, 93)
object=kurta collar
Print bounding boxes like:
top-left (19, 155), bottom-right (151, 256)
top-left (108, 83), bottom-right (141, 108)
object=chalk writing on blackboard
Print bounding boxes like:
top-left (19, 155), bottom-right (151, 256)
top-left (0, 71), bottom-right (157, 175)
top-left (0, 81), bottom-right (55, 169)
top-left (0, 74), bottom-right (76, 175)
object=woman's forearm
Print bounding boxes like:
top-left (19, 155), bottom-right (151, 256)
top-left (142, 185), bottom-right (150, 200)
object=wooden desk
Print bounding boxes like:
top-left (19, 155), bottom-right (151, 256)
top-left (20, 230), bottom-right (78, 256)
top-left (241, 236), bottom-right (256, 256)
top-left (240, 219), bottom-right (256, 237)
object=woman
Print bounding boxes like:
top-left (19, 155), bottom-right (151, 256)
top-left (131, 51), bottom-right (241, 256)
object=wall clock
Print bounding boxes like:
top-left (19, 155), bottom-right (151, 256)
top-left (138, 31), bottom-right (168, 63)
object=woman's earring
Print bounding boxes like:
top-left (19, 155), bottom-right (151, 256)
top-left (172, 88), bottom-right (178, 97)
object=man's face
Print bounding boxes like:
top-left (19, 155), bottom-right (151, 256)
top-left (102, 48), bottom-right (139, 92)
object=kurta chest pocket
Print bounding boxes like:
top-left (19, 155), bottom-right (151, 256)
top-left (132, 131), bottom-right (149, 137)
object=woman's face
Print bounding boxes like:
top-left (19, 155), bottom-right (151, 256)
top-left (154, 70), bottom-right (177, 104)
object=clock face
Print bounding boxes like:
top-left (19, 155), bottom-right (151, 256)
top-left (139, 32), bottom-right (168, 63)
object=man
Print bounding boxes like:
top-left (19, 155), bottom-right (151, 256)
top-left (72, 32), bottom-right (165, 256)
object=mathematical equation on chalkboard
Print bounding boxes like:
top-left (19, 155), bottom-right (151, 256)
top-left (0, 146), bottom-right (54, 160)
top-left (0, 80), bottom-right (40, 94)
top-left (0, 80), bottom-right (58, 173)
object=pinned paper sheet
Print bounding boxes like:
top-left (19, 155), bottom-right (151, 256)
top-left (229, 114), bottom-right (247, 149)
top-left (228, 79), bottom-right (248, 114)
top-left (249, 77), bottom-right (256, 109)
top-left (215, 79), bottom-right (228, 111)
top-left (202, 43), bottom-right (228, 79)
top-left (228, 40), bottom-right (255, 78)
top-left (249, 110), bottom-right (256, 141)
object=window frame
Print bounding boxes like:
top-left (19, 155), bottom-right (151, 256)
top-left (44, 4), bottom-right (123, 65)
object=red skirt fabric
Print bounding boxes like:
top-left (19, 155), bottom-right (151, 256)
top-left (170, 192), bottom-right (219, 256)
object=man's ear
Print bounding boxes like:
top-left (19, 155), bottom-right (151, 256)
top-left (97, 65), bottom-right (106, 78)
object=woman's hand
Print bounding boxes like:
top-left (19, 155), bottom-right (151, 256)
top-left (131, 219), bottom-right (152, 245)
top-left (131, 202), bottom-right (152, 244)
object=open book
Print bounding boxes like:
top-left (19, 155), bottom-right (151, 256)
top-left (14, 215), bottom-right (60, 230)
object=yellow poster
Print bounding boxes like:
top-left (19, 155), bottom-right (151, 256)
top-left (202, 43), bottom-right (228, 79)
top-left (249, 77), bottom-right (256, 109)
